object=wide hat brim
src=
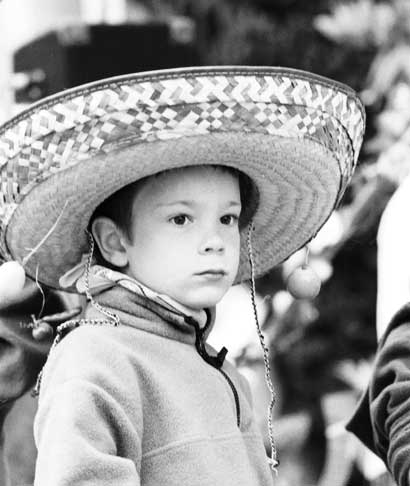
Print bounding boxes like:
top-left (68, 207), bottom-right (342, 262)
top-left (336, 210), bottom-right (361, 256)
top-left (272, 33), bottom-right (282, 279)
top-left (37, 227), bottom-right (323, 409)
top-left (0, 66), bottom-right (365, 291)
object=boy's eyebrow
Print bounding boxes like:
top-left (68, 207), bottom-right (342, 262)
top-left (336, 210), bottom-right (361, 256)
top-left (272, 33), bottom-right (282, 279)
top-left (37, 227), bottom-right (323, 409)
top-left (155, 200), bottom-right (195, 208)
top-left (155, 200), bottom-right (241, 208)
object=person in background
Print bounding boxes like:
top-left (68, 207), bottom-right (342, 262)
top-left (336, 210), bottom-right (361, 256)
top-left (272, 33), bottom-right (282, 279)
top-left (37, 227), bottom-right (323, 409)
top-left (0, 283), bottom-right (81, 486)
top-left (347, 168), bottom-right (410, 486)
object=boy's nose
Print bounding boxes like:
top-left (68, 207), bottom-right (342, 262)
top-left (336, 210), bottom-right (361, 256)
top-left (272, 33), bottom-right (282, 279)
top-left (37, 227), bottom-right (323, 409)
top-left (199, 233), bottom-right (225, 254)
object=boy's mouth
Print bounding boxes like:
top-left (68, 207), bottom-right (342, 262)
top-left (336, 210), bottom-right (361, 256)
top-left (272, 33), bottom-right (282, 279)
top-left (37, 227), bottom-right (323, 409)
top-left (195, 269), bottom-right (227, 277)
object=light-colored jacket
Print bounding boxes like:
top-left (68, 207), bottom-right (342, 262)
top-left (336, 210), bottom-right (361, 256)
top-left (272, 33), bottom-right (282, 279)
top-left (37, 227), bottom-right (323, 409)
top-left (34, 286), bottom-right (274, 485)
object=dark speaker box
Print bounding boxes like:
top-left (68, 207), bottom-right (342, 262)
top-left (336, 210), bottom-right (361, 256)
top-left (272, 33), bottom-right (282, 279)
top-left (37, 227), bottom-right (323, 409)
top-left (13, 23), bottom-right (199, 102)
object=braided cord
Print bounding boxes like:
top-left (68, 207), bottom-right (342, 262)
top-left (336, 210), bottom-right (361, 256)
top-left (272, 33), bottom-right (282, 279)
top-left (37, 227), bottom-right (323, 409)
top-left (32, 231), bottom-right (120, 396)
top-left (84, 230), bottom-right (120, 326)
top-left (247, 223), bottom-right (279, 474)
top-left (32, 317), bottom-right (117, 396)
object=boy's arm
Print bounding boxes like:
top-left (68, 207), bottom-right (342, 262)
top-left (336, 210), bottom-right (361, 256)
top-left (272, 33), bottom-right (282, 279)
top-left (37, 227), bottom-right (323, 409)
top-left (348, 314), bottom-right (410, 486)
top-left (34, 326), bottom-right (143, 486)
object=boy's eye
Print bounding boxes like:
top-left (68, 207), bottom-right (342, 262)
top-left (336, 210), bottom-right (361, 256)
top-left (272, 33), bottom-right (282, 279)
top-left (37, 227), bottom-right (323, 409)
top-left (220, 214), bottom-right (239, 226)
top-left (170, 214), bottom-right (191, 225)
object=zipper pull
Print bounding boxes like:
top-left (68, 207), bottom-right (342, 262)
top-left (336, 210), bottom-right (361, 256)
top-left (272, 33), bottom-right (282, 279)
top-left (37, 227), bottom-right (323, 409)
top-left (215, 346), bottom-right (228, 367)
top-left (185, 315), bottom-right (228, 368)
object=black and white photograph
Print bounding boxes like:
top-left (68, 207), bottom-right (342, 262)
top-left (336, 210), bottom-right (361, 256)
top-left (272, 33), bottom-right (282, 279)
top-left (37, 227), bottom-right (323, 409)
top-left (0, 1), bottom-right (407, 485)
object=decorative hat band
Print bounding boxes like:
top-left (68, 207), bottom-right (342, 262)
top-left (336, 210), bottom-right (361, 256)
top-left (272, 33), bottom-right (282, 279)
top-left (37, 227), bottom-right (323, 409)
top-left (1, 103), bottom-right (352, 198)
top-left (0, 70), bottom-right (363, 151)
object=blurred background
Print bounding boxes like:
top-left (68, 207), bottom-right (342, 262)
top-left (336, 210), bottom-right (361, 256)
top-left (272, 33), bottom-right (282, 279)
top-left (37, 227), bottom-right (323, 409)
top-left (2, 0), bottom-right (410, 485)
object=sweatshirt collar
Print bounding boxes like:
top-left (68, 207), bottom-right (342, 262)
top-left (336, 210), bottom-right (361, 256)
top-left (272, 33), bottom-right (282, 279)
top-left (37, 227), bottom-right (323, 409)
top-left (71, 263), bottom-right (208, 328)
top-left (84, 284), bottom-right (215, 345)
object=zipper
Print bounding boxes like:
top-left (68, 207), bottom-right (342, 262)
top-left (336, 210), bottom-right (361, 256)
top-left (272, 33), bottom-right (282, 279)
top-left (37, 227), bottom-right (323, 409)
top-left (217, 367), bottom-right (241, 428)
top-left (185, 315), bottom-right (241, 428)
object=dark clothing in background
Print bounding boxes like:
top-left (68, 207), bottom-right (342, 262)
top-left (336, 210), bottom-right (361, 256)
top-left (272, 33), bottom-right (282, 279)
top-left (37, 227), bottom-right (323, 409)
top-left (0, 285), bottom-right (78, 486)
top-left (347, 303), bottom-right (410, 486)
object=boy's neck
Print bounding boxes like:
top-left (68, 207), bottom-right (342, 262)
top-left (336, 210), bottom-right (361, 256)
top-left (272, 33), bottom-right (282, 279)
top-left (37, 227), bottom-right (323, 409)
top-left (80, 264), bottom-right (209, 328)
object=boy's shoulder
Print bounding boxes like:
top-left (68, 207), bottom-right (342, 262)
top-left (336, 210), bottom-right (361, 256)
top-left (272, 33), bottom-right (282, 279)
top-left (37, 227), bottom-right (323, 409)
top-left (41, 323), bottom-right (138, 385)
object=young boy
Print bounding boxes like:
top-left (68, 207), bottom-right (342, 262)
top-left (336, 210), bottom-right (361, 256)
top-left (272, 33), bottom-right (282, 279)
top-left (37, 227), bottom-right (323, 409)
top-left (0, 66), bottom-right (365, 485)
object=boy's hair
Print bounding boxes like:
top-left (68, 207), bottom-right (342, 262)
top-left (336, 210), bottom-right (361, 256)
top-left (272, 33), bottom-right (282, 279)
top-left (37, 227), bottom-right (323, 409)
top-left (89, 165), bottom-right (258, 267)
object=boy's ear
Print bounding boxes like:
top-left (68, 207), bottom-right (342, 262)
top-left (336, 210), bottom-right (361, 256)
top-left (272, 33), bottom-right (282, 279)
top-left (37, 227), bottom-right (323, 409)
top-left (91, 217), bottom-right (129, 268)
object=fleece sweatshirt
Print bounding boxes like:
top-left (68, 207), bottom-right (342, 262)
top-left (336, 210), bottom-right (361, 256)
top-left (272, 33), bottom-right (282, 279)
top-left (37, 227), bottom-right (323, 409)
top-left (347, 303), bottom-right (410, 486)
top-left (34, 285), bottom-right (274, 486)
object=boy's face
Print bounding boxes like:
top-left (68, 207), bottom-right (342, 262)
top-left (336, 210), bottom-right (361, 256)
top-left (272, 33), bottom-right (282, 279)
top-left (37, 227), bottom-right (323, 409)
top-left (123, 166), bottom-right (241, 310)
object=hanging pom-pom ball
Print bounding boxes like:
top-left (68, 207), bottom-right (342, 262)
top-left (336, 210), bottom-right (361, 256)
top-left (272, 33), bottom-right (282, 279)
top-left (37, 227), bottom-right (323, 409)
top-left (32, 322), bottom-right (54, 341)
top-left (286, 264), bottom-right (321, 300)
top-left (0, 261), bottom-right (26, 305)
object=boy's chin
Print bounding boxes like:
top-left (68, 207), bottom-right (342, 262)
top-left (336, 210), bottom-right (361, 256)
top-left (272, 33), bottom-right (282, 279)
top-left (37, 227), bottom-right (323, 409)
top-left (181, 292), bottom-right (226, 311)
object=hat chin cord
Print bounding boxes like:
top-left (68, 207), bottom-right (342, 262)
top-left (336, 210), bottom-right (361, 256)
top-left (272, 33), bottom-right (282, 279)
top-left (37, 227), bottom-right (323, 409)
top-left (32, 231), bottom-right (120, 396)
top-left (83, 226), bottom-right (280, 473)
top-left (85, 225), bottom-right (280, 474)
top-left (246, 223), bottom-right (279, 475)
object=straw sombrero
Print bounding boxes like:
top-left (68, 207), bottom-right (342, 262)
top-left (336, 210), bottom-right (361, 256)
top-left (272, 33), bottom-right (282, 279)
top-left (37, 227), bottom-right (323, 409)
top-left (0, 66), bottom-right (365, 291)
